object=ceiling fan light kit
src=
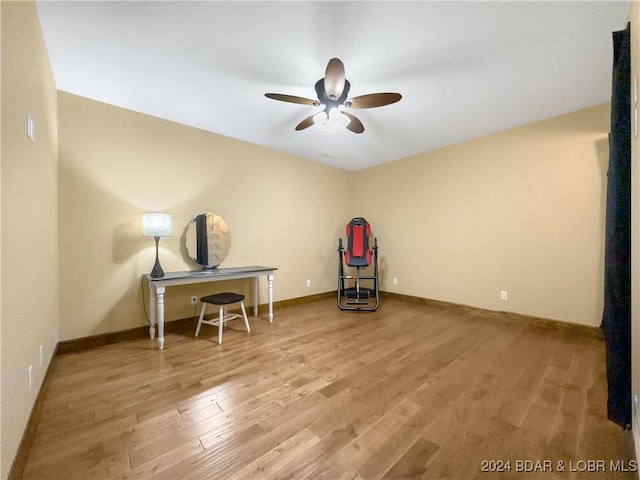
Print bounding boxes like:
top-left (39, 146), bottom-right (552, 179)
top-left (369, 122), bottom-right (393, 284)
top-left (314, 107), bottom-right (350, 133)
top-left (265, 58), bottom-right (401, 134)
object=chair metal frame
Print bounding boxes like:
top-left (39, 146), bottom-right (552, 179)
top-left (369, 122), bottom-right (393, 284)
top-left (337, 218), bottom-right (380, 311)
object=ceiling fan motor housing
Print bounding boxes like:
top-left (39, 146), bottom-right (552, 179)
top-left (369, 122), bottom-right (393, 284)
top-left (315, 79), bottom-right (351, 111)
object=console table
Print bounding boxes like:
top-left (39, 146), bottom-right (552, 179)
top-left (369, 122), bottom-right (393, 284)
top-left (145, 266), bottom-right (277, 349)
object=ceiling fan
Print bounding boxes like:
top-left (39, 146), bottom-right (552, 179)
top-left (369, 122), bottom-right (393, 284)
top-left (265, 58), bottom-right (402, 134)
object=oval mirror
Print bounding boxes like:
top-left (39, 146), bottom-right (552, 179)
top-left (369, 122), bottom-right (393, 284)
top-left (185, 212), bottom-right (231, 268)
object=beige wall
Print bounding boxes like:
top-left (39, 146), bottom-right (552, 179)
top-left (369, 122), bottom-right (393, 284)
top-left (1, 2), bottom-right (59, 478)
top-left (1, 1), bottom-right (630, 474)
top-left (58, 92), bottom-right (353, 340)
top-left (355, 105), bottom-right (610, 327)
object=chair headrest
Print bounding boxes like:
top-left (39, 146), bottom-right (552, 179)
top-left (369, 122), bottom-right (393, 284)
top-left (346, 217), bottom-right (372, 267)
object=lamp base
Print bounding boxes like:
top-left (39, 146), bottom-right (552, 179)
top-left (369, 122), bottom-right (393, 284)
top-left (150, 236), bottom-right (165, 278)
top-left (150, 261), bottom-right (165, 278)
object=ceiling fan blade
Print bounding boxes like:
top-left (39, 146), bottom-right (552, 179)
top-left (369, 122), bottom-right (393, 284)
top-left (324, 58), bottom-right (346, 100)
top-left (348, 92), bottom-right (402, 109)
top-left (341, 111), bottom-right (365, 134)
top-left (295, 114), bottom-right (316, 131)
top-left (265, 93), bottom-right (320, 106)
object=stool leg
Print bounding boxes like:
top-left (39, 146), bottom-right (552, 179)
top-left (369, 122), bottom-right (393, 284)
top-left (218, 305), bottom-right (224, 344)
top-left (240, 301), bottom-right (250, 332)
top-left (195, 303), bottom-right (207, 337)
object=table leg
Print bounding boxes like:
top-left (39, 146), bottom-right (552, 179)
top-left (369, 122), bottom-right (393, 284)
top-left (149, 281), bottom-right (156, 339)
top-left (268, 274), bottom-right (274, 323)
top-left (254, 276), bottom-right (259, 317)
top-left (156, 285), bottom-right (166, 349)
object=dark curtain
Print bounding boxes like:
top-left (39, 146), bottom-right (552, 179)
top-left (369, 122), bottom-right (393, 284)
top-left (195, 214), bottom-right (209, 266)
top-left (602, 22), bottom-right (631, 429)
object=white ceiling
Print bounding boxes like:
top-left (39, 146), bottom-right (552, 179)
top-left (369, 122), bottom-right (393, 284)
top-left (36, 1), bottom-right (630, 171)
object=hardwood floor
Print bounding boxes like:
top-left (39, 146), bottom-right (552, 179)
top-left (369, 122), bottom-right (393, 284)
top-left (20, 297), bottom-right (636, 479)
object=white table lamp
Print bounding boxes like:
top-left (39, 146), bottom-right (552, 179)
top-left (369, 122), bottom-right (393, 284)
top-left (142, 212), bottom-right (172, 278)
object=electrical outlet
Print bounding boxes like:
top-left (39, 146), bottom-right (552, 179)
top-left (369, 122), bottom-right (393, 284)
top-left (500, 291), bottom-right (508, 301)
top-left (28, 365), bottom-right (33, 391)
top-left (392, 277), bottom-right (398, 286)
top-left (39, 345), bottom-right (44, 366)
top-left (190, 296), bottom-right (198, 306)
top-left (306, 280), bottom-right (311, 288)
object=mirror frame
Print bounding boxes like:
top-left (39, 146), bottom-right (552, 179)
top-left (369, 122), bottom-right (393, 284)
top-left (185, 212), bottom-right (231, 269)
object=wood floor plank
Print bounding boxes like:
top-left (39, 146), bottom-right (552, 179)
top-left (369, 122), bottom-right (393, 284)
top-left (228, 428), bottom-right (321, 480)
top-left (354, 405), bottom-right (437, 479)
top-left (380, 436), bottom-right (440, 480)
top-left (19, 297), bottom-right (636, 480)
top-left (303, 399), bottom-right (423, 480)
top-left (420, 429), bottom-right (485, 480)
top-left (124, 438), bottom-right (204, 479)
top-left (265, 426), bottom-right (359, 480)
top-left (129, 393), bottom-right (283, 468)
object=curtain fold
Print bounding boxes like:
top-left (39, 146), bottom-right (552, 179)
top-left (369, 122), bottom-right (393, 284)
top-left (602, 23), bottom-right (631, 429)
top-left (195, 214), bottom-right (209, 267)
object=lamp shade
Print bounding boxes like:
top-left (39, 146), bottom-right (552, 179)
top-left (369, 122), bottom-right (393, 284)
top-left (142, 212), bottom-right (172, 237)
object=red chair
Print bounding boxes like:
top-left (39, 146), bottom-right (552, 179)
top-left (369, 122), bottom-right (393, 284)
top-left (337, 217), bottom-right (379, 311)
